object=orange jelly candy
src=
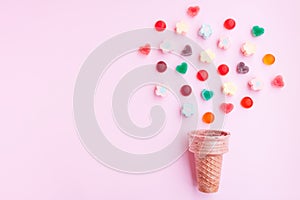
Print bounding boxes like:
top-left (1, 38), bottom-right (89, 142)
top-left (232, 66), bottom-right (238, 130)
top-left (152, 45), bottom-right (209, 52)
top-left (262, 54), bottom-right (275, 65)
top-left (202, 112), bottom-right (215, 124)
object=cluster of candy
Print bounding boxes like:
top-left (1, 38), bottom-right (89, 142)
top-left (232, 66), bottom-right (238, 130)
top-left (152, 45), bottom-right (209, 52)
top-left (138, 5), bottom-right (284, 124)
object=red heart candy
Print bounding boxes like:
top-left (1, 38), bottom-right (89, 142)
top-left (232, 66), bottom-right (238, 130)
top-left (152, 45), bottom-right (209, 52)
top-left (139, 43), bottom-right (151, 55)
top-left (187, 6), bottom-right (200, 17)
top-left (220, 103), bottom-right (234, 114)
top-left (271, 75), bottom-right (284, 88)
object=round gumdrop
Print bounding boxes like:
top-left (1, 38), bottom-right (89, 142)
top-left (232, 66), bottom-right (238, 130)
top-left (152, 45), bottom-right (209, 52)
top-left (156, 61), bottom-right (167, 73)
top-left (218, 64), bottom-right (229, 76)
top-left (180, 85), bottom-right (192, 96)
top-left (155, 20), bottom-right (166, 32)
top-left (224, 18), bottom-right (236, 30)
top-left (202, 112), bottom-right (215, 124)
top-left (262, 54), bottom-right (275, 65)
top-left (241, 96), bottom-right (253, 109)
top-left (197, 70), bottom-right (208, 81)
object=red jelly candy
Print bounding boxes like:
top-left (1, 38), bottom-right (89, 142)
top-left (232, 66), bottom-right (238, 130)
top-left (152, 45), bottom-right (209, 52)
top-left (218, 64), bottom-right (229, 76)
top-left (197, 70), bottom-right (208, 81)
top-left (271, 75), bottom-right (284, 88)
top-left (220, 103), bottom-right (234, 114)
top-left (139, 43), bottom-right (151, 55)
top-left (241, 96), bottom-right (253, 109)
top-left (224, 18), bottom-right (236, 30)
top-left (187, 6), bottom-right (200, 17)
top-left (155, 20), bottom-right (166, 32)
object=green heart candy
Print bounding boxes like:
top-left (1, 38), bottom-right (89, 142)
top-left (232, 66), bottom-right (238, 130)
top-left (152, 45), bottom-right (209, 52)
top-left (201, 89), bottom-right (214, 101)
top-left (251, 26), bottom-right (265, 37)
top-left (176, 62), bottom-right (188, 74)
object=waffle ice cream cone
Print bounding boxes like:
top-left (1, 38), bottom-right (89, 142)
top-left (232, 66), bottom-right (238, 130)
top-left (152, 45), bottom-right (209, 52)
top-left (188, 130), bottom-right (230, 193)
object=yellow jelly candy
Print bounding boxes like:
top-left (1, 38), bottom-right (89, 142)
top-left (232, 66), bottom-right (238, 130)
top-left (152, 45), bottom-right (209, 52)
top-left (262, 54), bottom-right (275, 65)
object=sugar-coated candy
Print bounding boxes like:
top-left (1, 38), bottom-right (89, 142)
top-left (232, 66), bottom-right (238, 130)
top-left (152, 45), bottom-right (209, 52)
top-left (139, 43), bottom-right (151, 55)
top-left (201, 89), bottom-right (214, 101)
top-left (218, 64), bottom-right (229, 76)
top-left (199, 49), bottom-right (215, 63)
top-left (220, 103), bottom-right (234, 114)
top-left (236, 62), bottom-right (249, 74)
top-left (176, 62), bottom-right (188, 74)
top-left (241, 42), bottom-right (256, 56)
top-left (222, 82), bottom-right (237, 96)
top-left (159, 40), bottom-right (173, 53)
top-left (224, 18), bottom-right (236, 30)
top-left (202, 112), bottom-right (215, 124)
top-left (175, 21), bottom-right (189, 35)
top-left (271, 75), bottom-right (285, 88)
top-left (180, 85), bottom-right (192, 96)
top-left (248, 78), bottom-right (264, 91)
top-left (154, 85), bottom-right (167, 97)
top-left (263, 54), bottom-right (275, 65)
top-left (198, 24), bottom-right (213, 39)
top-left (251, 26), bottom-right (265, 37)
top-left (154, 20), bottom-right (166, 32)
top-left (241, 96), bottom-right (253, 109)
top-left (187, 6), bottom-right (200, 17)
top-left (181, 45), bottom-right (192, 56)
top-left (156, 61), bottom-right (167, 73)
top-left (197, 70), bottom-right (208, 81)
top-left (217, 36), bottom-right (231, 50)
top-left (181, 103), bottom-right (195, 117)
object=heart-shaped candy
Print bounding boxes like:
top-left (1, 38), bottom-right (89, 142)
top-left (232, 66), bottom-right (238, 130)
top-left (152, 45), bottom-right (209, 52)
top-left (176, 62), bottom-right (188, 74)
top-left (187, 6), bottom-right (200, 17)
top-left (271, 75), bottom-right (284, 88)
top-left (201, 89), bottom-right (214, 101)
top-left (181, 45), bottom-right (192, 56)
top-left (236, 62), bottom-right (249, 74)
top-left (252, 26), bottom-right (265, 37)
top-left (139, 43), bottom-right (151, 55)
top-left (220, 103), bottom-right (234, 114)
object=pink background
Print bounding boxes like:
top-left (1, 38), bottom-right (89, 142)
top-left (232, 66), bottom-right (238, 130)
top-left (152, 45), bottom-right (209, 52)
top-left (1, 0), bottom-right (300, 199)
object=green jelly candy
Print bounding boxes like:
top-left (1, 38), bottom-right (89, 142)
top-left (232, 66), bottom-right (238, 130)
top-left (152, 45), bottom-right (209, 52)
top-left (201, 89), bottom-right (214, 101)
top-left (176, 62), bottom-right (188, 74)
top-left (251, 26), bottom-right (264, 37)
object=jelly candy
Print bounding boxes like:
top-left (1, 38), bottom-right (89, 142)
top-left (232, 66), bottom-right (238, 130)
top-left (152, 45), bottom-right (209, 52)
top-left (176, 62), bottom-right (188, 74)
top-left (197, 70), bottom-right (208, 81)
top-left (181, 103), bottom-right (195, 117)
top-left (248, 78), bottom-right (264, 91)
top-left (180, 85), bottom-right (192, 96)
top-left (154, 20), bottom-right (166, 32)
top-left (160, 40), bottom-right (173, 53)
top-left (262, 54), bottom-right (275, 65)
top-left (139, 43), bottom-right (151, 55)
top-left (220, 103), bottom-right (234, 114)
top-left (202, 112), bottom-right (215, 124)
top-left (156, 61), bottom-right (167, 73)
top-left (175, 21), bottom-right (189, 34)
top-left (241, 96), bottom-right (253, 109)
top-left (271, 75), bottom-right (284, 88)
top-left (251, 26), bottom-right (264, 37)
top-left (181, 45), bottom-right (192, 56)
top-left (199, 49), bottom-right (215, 63)
top-left (187, 6), bottom-right (200, 17)
top-left (198, 24), bottom-right (212, 39)
top-left (201, 89), bottom-right (214, 101)
top-left (241, 42), bottom-right (256, 56)
top-left (224, 18), bottom-right (236, 30)
top-left (236, 62), bottom-right (249, 74)
top-left (218, 64), bottom-right (229, 76)
top-left (154, 85), bottom-right (167, 97)
top-left (222, 82), bottom-right (237, 96)
top-left (217, 36), bottom-right (231, 50)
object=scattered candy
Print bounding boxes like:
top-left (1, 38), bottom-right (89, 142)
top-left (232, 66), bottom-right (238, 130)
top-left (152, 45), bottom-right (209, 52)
top-left (201, 89), bottom-right (214, 101)
top-left (175, 21), bottom-right (189, 35)
top-left (222, 82), bottom-right (237, 96)
top-left (220, 103), bottom-right (234, 114)
top-left (181, 103), bottom-right (196, 117)
top-left (154, 85), bottom-right (168, 97)
top-left (156, 61), bottom-right (167, 73)
top-left (139, 43), bottom-right (151, 55)
top-left (271, 75), bottom-right (285, 88)
top-left (159, 40), bottom-right (173, 53)
top-left (181, 45), bottom-right (193, 56)
top-left (251, 25), bottom-right (265, 37)
top-left (154, 20), bottom-right (166, 32)
top-left (218, 64), bottom-right (229, 76)
top-left (248, 77), bottom-right (264, 91)
top-left (176, 62), bottom-right (188, 74)
top-left (198, 24), bottom-right (213, 39)
top-left (202, 112), bottom-right (215, 124)
top-left (236, 62), bottom-right (249, 74)
top-left (180, 85), bottom-right (192, 96)
top-left (263, 54), bottom-right (275, 65)
top-left (197, 70), bottom-right (209, 81)
top-left (217, 36), bottom-right (231, 50)
top-left (241, 42), bottom-right (256, 56)
top-left (199, 49), bottom-right (215, 63)
top-left (224, 18), bottom-right (236, 30)
top-left (187, 6), bottom-right (200, 17)
top-left (241, 96), bottom-right (253, 109)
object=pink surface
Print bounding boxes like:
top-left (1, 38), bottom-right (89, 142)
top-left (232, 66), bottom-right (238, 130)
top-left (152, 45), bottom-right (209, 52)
top-left (1, 0), bottom-right (300, 199)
